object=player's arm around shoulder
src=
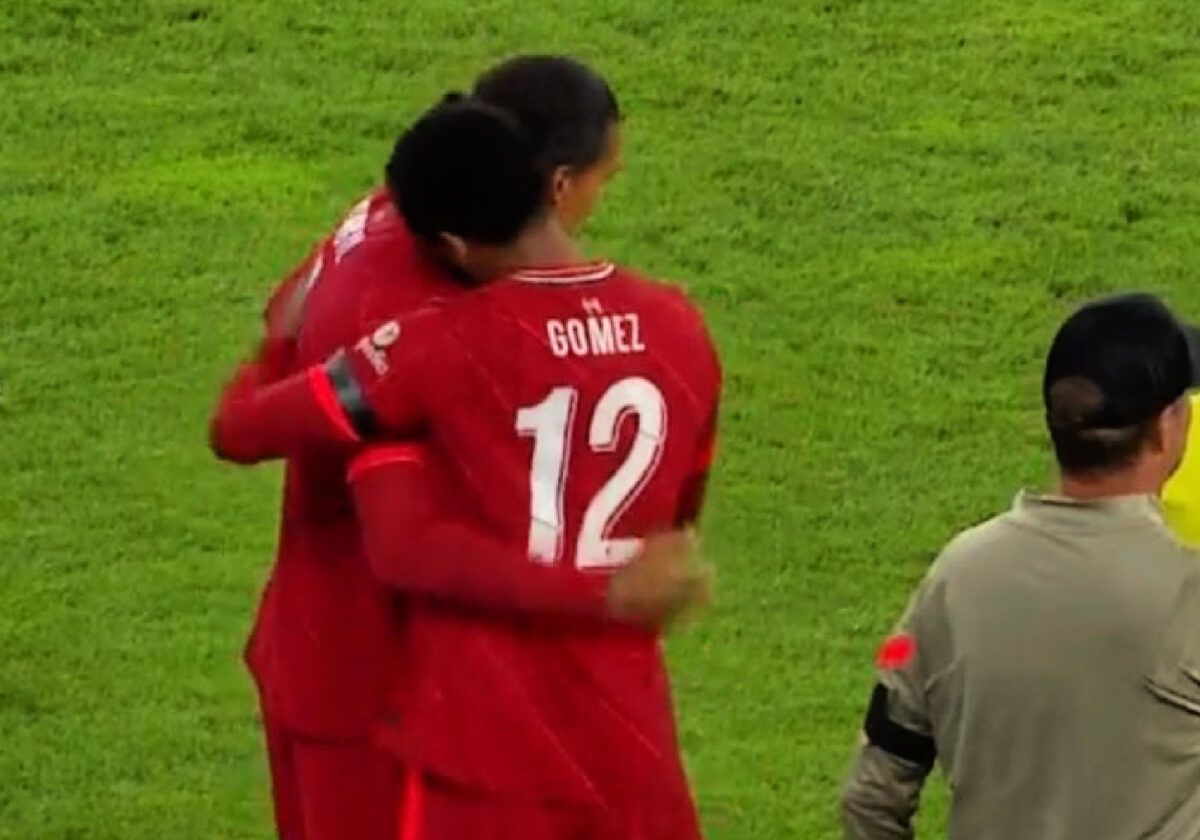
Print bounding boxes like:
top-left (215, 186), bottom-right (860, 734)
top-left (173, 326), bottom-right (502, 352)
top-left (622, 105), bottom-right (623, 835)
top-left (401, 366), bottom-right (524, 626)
top-left (208, 362), bottom-right (362, 464)
top-left (346, 443), bottom-right (711, 627)
top-left (206, 293), bottom-right (391, 466)
top-left (208, 302), bottom-right (454, 464)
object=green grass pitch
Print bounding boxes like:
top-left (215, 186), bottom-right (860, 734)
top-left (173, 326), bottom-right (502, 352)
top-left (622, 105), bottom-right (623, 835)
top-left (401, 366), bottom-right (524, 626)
top-left (5, 1), bottom-right (1200, 837)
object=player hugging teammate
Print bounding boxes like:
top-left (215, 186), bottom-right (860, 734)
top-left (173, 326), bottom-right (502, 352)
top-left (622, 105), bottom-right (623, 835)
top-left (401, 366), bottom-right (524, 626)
top-left (211, 59), bottom-right (721, 840)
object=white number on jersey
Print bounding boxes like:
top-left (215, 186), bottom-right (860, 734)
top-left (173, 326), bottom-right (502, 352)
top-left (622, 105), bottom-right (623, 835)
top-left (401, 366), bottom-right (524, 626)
top-left (515, 387), bottom-right (577, 564)
top-left (515, 377), bottom-right (667, 568)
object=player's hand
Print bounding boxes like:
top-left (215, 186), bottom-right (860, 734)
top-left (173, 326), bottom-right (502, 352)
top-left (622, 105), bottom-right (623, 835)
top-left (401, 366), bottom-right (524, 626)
top-left (605, 529), bottom-right (712, 629)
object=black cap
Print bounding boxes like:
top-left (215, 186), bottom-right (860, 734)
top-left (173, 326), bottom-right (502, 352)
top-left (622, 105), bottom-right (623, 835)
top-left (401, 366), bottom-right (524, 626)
top-left (1044, 292), bottom-right (1200, 431)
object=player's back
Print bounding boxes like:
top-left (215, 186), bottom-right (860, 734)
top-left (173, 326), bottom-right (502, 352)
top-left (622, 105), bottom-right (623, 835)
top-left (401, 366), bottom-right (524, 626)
top-left (251, 189), bottom-right (462, 737)
top-left (428, 263), bottom-right (718, 555)
top-left (382, 262), bottom-right (720, 806)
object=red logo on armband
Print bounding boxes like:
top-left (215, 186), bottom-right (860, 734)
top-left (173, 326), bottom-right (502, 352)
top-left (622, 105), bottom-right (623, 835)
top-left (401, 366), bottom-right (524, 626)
top-left (876, 633), bottom-right (916, 670)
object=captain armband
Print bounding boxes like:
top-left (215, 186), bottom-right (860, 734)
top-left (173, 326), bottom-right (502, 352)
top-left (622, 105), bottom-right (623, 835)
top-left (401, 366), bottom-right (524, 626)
top-left (324, 350), bottom-right (377, 437)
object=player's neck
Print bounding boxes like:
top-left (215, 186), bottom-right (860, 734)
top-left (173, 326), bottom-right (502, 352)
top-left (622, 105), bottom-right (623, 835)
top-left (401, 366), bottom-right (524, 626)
top-left (1057, 464), bottom-right (1167, 501)
top-left (500, 219), bottom-right (584, 274)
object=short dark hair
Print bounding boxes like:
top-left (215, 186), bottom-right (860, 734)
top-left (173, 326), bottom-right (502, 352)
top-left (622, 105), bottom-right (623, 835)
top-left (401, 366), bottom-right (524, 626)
top-left (1046, 377), bottom-right (1162, 474)
top-left (1041, 292), bottom-right (1200, 475)
top-left (472, 55), bottom-right (619, 172)
top-left (385, 97), bottom-right (545, 246)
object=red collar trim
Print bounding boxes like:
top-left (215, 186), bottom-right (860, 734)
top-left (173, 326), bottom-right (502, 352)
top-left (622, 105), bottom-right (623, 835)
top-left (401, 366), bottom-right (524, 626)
top-left (510, 262), bottom-right (615, 284)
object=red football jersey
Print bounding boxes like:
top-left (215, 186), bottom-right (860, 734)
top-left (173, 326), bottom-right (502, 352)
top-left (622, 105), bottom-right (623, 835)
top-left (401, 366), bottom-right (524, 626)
top-left (331, 262), bottom-right (722, 805)
top-left (242, 188), bottom-right (465, 738)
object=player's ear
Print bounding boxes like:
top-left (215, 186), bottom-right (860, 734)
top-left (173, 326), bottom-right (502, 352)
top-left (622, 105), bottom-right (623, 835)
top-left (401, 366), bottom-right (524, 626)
top-left (1150, 401), bottom-right (1185, 457)
top-left (1167, 396), bottom-right (1192, 447)
top-left (550, 164), bottom-right (574, 207)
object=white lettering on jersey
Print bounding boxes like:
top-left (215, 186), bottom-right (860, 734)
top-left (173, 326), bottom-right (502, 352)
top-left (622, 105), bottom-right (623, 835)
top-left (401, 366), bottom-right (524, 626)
top-left (546, 314), bottom-right (645, 359)
top-left (587, 316), bottom-right (615, 355)
top-left (333, 197), bottom-right (370, 263)
top-left (354, 319), bottom-right (400, 376)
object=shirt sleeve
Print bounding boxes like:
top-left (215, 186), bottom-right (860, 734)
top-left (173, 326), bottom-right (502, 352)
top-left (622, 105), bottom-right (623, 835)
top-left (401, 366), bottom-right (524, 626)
top-left (841, 577), bottom-right (941, 840)
top-left (209, 365), bottom-right (361, 464)
top-left (322, 306), bottom-right (450, 438)
top-left (348, 444), bottom-right (615, 624)
top-left (208, 306), bottom-right (449, 464)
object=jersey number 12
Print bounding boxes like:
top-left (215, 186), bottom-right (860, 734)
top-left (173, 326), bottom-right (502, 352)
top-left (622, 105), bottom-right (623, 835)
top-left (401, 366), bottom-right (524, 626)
top-left (516, 376), bottom-right (667, 569)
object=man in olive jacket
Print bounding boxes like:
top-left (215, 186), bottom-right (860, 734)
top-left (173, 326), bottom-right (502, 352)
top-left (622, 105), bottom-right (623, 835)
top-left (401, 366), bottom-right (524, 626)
top-left (842, 292), bottom-right (1200, 840)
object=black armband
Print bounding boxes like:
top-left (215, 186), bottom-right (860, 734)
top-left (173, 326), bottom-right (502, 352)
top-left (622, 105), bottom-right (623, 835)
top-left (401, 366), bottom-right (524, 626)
top-left (325, 350), bottom-right (377, 437)
top-left (863, 683), bottom-right (936, 767)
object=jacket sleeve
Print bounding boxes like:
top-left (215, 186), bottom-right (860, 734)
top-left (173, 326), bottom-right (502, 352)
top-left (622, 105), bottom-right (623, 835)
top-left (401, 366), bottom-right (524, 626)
top-left (841, 577), bottom-right (941, 839)
top-left (841, 742), bottom-right (932, 840)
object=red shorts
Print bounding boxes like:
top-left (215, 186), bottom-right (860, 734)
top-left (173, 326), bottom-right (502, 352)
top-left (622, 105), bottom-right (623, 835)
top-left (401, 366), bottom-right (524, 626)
top-left (401, 771), bottom-right (703, 840)
top-left (264, 716), bottom-right (401, 840)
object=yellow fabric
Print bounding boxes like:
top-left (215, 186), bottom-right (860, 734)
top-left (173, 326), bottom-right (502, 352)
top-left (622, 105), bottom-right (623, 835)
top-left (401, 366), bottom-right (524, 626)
top-left (1163, 394), bottom-right (1200, 547)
